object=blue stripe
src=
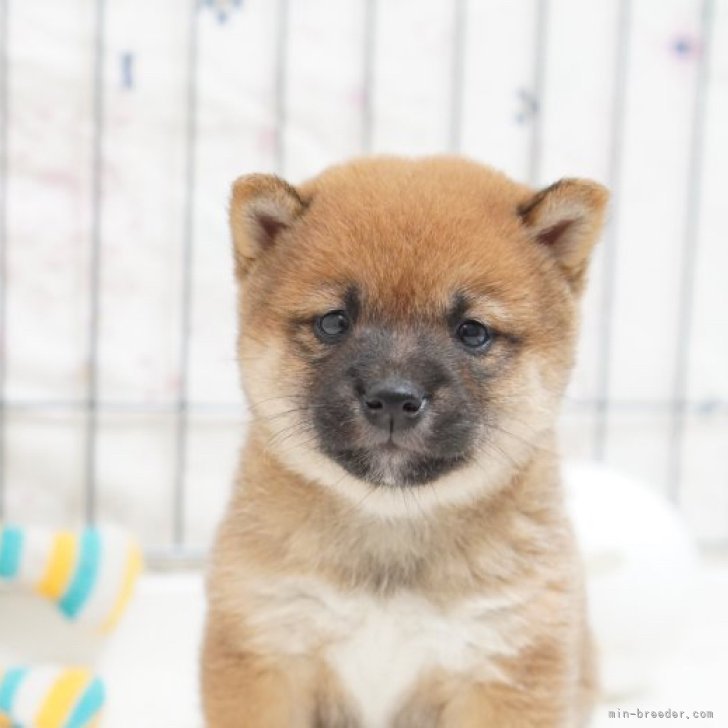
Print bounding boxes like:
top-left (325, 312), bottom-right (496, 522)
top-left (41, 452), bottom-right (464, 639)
top-left (58, 529), bottom-right (102, 619)
top-left (64, 678), bottom-right (105, 728)
top-left (0, 527), bottom-right (24, 579)
top-left (0, 667), bottom-right (27, 716)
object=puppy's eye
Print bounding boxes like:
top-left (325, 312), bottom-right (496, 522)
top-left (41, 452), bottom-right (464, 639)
top-left (314, 310), bottom-right (350, 342)
top-left (456, 320), bottom-right (492, 350)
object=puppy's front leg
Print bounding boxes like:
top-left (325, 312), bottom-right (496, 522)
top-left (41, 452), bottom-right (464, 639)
top-left (394, 658), bottom-right (574, 728)
top-left (202, 622), bottom-right (361, 728)
top-left (438, 684), bottom-right (566, 728)
top-left (201, 622), bottom-right (311, 728)
top-left (396, 682), bottom-right (567, 728)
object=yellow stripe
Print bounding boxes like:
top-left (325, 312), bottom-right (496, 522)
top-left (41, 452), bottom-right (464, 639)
top-left (35, 669), bottom-right (89, 728)
top-left (0, 671), bottom-right (7, 728)
top-left (101, 544), bottom-right (143, 633)
top-left (36, 532), bottom-right (78, 600)
top-left (0, 669), bottom-right (7, 728)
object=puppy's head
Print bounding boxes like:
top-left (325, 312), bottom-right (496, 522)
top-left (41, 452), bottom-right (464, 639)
top-left (231, 158), bottom-right (607, 514)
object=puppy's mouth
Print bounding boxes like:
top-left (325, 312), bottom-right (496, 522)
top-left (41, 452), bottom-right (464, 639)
top-left (321, 440), bottom-right (470, 487)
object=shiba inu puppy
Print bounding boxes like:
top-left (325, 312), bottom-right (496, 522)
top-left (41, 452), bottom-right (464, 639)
top-left (202, 157), bottom-right (608, 727)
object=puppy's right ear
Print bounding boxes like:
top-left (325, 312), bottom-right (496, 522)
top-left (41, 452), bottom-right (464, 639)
top-left (229, 174), bottom-right (306, 277)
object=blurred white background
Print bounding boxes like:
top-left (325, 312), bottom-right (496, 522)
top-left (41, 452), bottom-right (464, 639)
top-left (0, 0), bottom-right (727, 726)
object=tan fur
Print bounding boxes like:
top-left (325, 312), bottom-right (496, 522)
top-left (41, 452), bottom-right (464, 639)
top-left (202, 156), bottom-right (608, 727)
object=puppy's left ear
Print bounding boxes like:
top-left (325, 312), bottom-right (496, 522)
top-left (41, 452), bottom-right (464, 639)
top-left (518, 179), bottom-right (609, 292)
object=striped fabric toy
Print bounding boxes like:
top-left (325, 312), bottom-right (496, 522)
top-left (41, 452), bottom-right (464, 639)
top-left (0, 524), bottom-right (142, 633)
top-left (0, 525), bottom-right (142, 727)
top-left (0, 667), bottom-right (104, 728)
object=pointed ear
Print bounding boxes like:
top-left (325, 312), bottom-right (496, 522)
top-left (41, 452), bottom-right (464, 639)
top-left (518, 178), bottom-right (609, 291)
top-left (229, 174), bottom-right (307, 277)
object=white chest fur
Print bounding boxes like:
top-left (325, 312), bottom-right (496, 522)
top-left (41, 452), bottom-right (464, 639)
top-left (245, 577), bottom-right (529, 727)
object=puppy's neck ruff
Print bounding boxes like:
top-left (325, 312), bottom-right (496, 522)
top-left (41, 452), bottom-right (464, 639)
top-left (234, 428), bottom-right (565, 598)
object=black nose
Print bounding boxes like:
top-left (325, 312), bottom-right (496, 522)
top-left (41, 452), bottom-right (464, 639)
top-left (360, 380), bottom-right (427, 432)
